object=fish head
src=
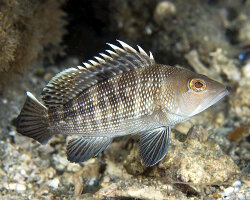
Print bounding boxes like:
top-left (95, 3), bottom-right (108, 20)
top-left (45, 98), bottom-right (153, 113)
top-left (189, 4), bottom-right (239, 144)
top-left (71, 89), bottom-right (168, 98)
top-left (170, 68), bottom-right (229, 117)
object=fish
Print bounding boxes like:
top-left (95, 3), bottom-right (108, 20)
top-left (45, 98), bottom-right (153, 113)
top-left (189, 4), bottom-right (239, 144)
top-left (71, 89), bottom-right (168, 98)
top-left (16, 40), bottom-right (228, 167)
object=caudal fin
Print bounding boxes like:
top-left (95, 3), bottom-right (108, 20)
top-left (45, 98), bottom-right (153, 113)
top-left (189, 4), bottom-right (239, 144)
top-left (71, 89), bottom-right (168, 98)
top-left (16, 92), bottom-right (52, 144)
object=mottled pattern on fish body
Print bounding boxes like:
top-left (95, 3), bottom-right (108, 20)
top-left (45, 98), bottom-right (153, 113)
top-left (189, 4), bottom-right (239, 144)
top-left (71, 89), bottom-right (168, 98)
top-left (16, 40), bottom-right (228, 166)
top-left (49, 65), bottom-right (180, 137)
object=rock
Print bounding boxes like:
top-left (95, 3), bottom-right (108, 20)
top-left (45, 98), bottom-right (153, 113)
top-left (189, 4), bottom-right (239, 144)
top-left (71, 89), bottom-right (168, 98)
top-left (168, 139), bottom-right (239, 184)
top-left (233, 180), bottom-right (242, 187)
top-left (154, 1), bottom-right (176, 24)
top-left (237, 193), bottom-right (247, 200)
top-left (94, 178), bottom-right (185, 200)
top-left (229, 62), bottom-right (250, 124)
top-left (47, 178), bottom-right (60, 189)
top-left (98, 184), bottom-right (164, 199)
top-left (242, 62), bottom-right (250, 79)
top-left (185, 50), bottom-right (222, 82)
top-left (124, 138), bottom-right (240, 185)
top-left (0, 168), bottom-right (6, 176)
top-left (222, 187), bottom-right (234, 197)
top-left (123, 145), bottom-right (146, 175)
top-left (39, 167), bottom-right (57, 182)
top-left (53, 153), bottom-right (68, 171)
top-left (213, 192), bottom-right (222, 199)
top-left (214, 112), bottom-right (225, 128)
top-left (4, 183), bottom-right (26, 192)
top-left (66, 163), bottom-right (82, 172)
top-left (65, 160), bottom-right (102, 196)
top-left (174, 121), bottom-right (193, 135)
top-left (238, 19), bottom-right (250, 45)
top-left (209, 48), bottom-right (241, 82)
top-left (185, 126), bottom-right (209, 143)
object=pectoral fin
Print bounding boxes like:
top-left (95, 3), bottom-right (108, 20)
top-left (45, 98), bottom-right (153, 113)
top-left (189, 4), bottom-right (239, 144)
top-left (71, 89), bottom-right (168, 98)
top-left (140, 126), bottom-right (171, 166)
top-left (67, 136), bottom-right (112, 163)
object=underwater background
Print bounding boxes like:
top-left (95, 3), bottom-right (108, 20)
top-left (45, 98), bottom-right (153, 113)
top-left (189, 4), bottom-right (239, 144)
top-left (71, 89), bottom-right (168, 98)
top-left (0, 0), bottom-right (249, 199)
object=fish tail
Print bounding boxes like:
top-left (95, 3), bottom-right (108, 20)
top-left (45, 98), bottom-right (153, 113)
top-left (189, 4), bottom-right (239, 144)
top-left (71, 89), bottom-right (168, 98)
top-left (16, 91), bottom-right (52, 144)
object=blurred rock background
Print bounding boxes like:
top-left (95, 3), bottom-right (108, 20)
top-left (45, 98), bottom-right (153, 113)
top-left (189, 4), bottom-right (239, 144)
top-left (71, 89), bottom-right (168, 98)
top-left (0, 0), bottom-right (249, 199)
top-left (0, 0), bottom-right (66, 81)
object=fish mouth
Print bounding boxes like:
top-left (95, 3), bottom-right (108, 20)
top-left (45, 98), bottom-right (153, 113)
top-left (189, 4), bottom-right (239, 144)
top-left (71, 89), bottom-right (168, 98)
top-left (190, 87), bottom-right (229, 117)
top-left (207, 88), bottom-right (229, 109)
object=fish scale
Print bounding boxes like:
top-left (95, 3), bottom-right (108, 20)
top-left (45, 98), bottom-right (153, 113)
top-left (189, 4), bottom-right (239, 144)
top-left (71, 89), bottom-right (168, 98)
top-left (50, 65), bottom-right (170, 136)
top-left (16, 40), bottom-right (228, 166)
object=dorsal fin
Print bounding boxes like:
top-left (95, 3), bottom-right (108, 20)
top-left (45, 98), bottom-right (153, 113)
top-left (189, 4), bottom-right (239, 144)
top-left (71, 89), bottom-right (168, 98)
top-left (42, 40), bottom-right (155, 108)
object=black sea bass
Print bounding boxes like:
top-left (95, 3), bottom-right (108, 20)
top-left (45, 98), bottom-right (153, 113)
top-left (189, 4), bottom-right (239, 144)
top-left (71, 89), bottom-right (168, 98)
top-left (17, 40), bottom-right (228, 166)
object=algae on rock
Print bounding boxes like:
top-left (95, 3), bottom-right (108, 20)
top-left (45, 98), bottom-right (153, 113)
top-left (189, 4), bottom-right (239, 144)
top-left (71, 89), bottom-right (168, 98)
top-left (0, 0), bottom-right (66, 81)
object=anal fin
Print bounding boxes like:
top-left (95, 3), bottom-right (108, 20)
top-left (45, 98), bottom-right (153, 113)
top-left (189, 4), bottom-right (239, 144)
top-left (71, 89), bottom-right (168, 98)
top-left (67, 136), bottom-right (112, 163)
top-left (140, 126), bottom-right (171, 167)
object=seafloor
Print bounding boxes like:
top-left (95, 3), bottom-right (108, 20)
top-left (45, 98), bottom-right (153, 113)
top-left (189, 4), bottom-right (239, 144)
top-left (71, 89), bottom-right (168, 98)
top-left (0, 0), bottom-right (249, 199)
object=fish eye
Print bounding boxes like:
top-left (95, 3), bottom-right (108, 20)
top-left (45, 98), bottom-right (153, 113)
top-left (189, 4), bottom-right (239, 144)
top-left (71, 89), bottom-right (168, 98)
top-left (189, 78), bottom-right (206, 92)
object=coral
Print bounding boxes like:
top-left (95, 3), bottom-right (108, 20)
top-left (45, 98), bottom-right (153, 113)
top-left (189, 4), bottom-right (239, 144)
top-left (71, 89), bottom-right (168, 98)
top-left (0, 0), bottom-right (66, 81)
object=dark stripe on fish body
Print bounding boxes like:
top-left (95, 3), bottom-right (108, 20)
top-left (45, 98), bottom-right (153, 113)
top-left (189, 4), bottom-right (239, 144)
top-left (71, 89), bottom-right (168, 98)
top-left (92, 83), bottom-right (105, 130)
top-left (133, 69), bottom-right (145, 118)
top-left (105, 79), bottom-right (119, 128)
top-left (76, 91), bottom-right (91, 131)
top-left (63, 100), bottom-right (72, 119)
top-left (96, 82), bottom-right (109, 131)
top-left (112, 76), bottom-right (126, 121)
top-left (108, 80), bottom-right (120, 123)
top-left (48, 108), bottom-right (57, 122)
top-left (88, 86), bottom-right (100, 131)
top-left (72, 99), bottom-right (84, 131)
top-left (118, 71), bottom-right (137, 119)
top-left (77, 101), bottom-right (87, 128)
top-left (65, 100), bottom-right (77, 132)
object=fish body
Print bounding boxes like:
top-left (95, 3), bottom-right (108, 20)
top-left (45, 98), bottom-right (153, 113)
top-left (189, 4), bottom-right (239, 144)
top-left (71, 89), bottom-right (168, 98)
top-left (17, 40), bottom-right (228, 166)
top-left (49, 64), bottom-right (185, 137)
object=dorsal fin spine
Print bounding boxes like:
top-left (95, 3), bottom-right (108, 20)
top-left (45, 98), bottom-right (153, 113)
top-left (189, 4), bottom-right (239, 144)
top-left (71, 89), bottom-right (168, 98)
top-left (106, 50), bottom-right (119, 58)
top-left (94, 56), bottom-right (105, 64)
top-left (107, 43), bottom-right (125, 54)
top-left (89, 60), bottom-right (99, 66)
top-left (42, 40), bottom-right (155, 108)
top-left (100, 53), bottom-right (112, 61)
top-left (117, 40), bottom-right (137, 53)
top-left (149, 52), bottom-right (154, 60)
top-left (137, 45), bottom-right (148, 56)
top-left (83, 62), bottom-right (92, 68)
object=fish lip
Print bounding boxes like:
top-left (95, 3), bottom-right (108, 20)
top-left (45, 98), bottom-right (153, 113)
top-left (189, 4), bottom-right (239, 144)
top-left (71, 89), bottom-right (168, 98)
top-left (207, 88), bottom-right (229, 108)
top-left (189, 87), bottom-right (229, 117)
